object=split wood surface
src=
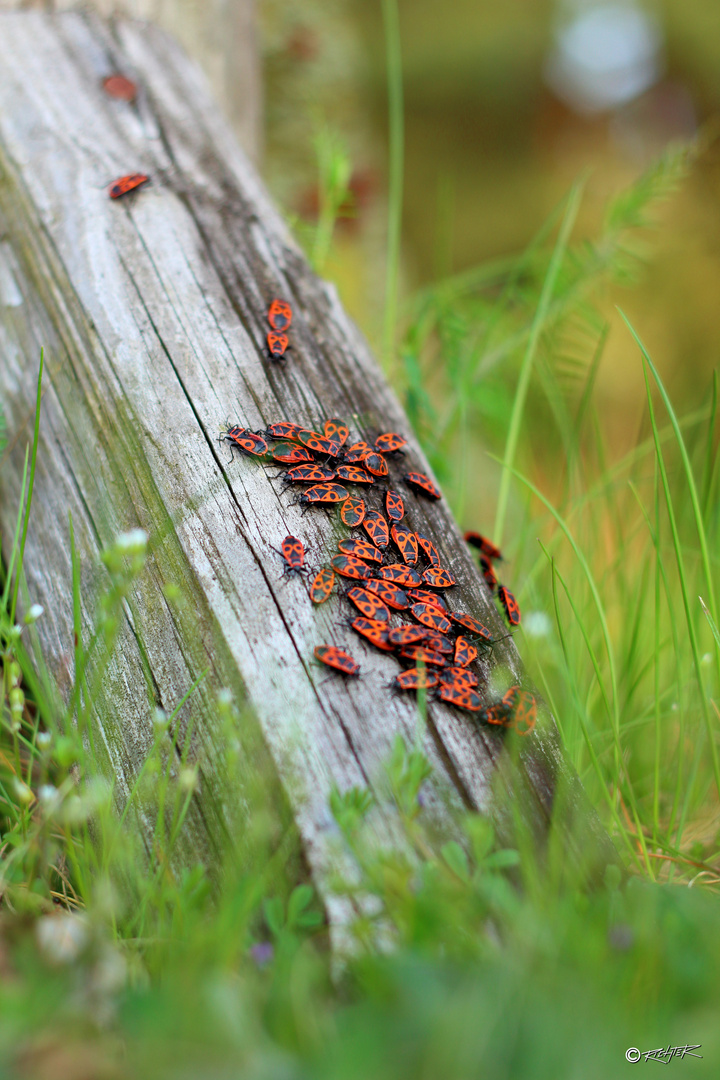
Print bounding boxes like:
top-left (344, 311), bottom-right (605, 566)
top-left (0, 10), bottom-right (618, 918)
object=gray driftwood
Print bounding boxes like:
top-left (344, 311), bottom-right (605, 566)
top-left (0, 10), bottom-right (618, 920)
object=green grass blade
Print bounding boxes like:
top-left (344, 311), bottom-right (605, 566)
top-left (491, 454), bottom-right (620, 741)
top-left (494, 183), bottom-right (582, 546)
top-left (627, 323), bottom-right (720, 809)
top-left (10, 350), bottom-right (43, 624)
top-left (627, 476), bottom-right (686, 839)
top-left (544, 545), bottom-right (639, 867)
top-left (1, 445), bottom-right (29, 613)
top-left (700, 596), bottom-right (720, 653)
top-left (620, 311), bottom-right (719, 668)
top-left (700, 369), bottom-right (717, 524)
top-left (381, 0), bottom-right (404, 370)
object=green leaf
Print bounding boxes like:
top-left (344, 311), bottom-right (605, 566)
top-left (441, 841), bottom-right (470, 882)
top-left (287, 884), bottom-right (313, 925)
top-left (465, 815), bottom-right (495, 863)
top-left (263, 896), bottom-right (285, 937)
top-left (483, 849), bottom-right (520, 870)
top-left (296, 910), bottom-right (324, 930)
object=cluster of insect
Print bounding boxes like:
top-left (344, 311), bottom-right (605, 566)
top-left (223, 302), bottom-right (537, 737)
top-left (102, 75), bottom-right (537, 736)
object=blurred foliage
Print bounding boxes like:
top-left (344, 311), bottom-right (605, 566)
top-left (261, 0), bottom-right (720, 453)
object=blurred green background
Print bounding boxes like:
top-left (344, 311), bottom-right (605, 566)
top-left (262, 0), bottom-right (720, 456)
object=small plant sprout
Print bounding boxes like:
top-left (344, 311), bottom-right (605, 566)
top-left (12, 777), bottom-right (34, 805)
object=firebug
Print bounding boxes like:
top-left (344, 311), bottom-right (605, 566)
top-left (422, 567), bottom-right (456, 589)
top-left (421, 630), bottom-right (454, 655)
top-left (391, 524), bottom-right (419, 566)
top-left (271, 443), bottom-right (314, 464)
top-left (406, 588), bottom-right (448, 612)
top-left (502, 686), bottom-right (536, 735)
top-left (404, 471), bottom-right (441, 500)
top-left (324, 418), bottom-right (349, 446)
top-left (480, 556), bottom-right (498, 592)
top-left (341, 496), bottom-right (366, 528)
top-left (479, 702), bottom-right (512, 727)
top-left (376, 564), bottom-right (422, 588)
top-left (346, 587), bottom-right (390, 622)
top-left (464, 532), bottom-right (503, 561)
top-left (498, 585), bottom-right (521, 627)
top-left (314, 645), bottom-right (360, 677)
top-left (449, 612), bottom-right (493, 642)
top-left (438, 685), bottom-right (483, 711)
top-left (439, 666), bottom-right (479, 691)
top-left (225, 429), bottom-right (268, 458)
top-left (278, 535), bottom-right (306, 578)
top-left (331, 554), bottom-right (371, 581)
top-left (310, 568), bottom-right (335, 604)
top-left (385, 490), bottom-right (404, 522)
top-left (298, 431), bottom-right (341, 457)
top-left (388, 625), bottom-right (428, 647)
top-left (336, 465), bottom-right (374, 484)
top-left (374, 432), bottom-right (407, 454)
top-left (109, 173), bottom-right (149, 198)
top-left (350, 617), bottom-right (394, 651)
top-left (338, 537), bottom-right (383, 564)
top-left (454, 636), bottom-right (478, 667)
top-left (363, 452), bottom-right (388, 478)
top-left (365, 579), bottom-right (410, 610)
top-left (415, 531), bottom-right (440, 567)
top-left (282, 464), bottom-right (336, 484)
top-left (393, 668), bottom-right (439, 692)
top-left (410, 603), bottom-right (451, 634)
top-left (397, 646), bottom-right (448, 667)
top-left (296, 483), bottom-right (349, 509)
top-left (266, 422), bottom-right (303, 441)
top-left (267, 299), bottom-right (293, 332)
top-left (363, 511), bottom-right (389, 550)
top-left (267, 332), bottom-right (289, 359)
top-left (343, 441), bottom-right (373, 463)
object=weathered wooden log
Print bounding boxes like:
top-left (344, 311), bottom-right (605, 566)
top-left (0, 10), bottom-right (618, 919)
top-left (0, 0), bottom-right (261, 162)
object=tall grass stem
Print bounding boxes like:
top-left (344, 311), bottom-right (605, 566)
top-left (381, 0), bottom-right (404, 370)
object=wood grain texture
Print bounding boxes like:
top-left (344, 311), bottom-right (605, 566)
top-left (0, 10), bottom-right (618, 920)
top-left (0, 0), bottom-right (261, 161)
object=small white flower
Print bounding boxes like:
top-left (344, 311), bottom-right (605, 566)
top-left (36, 913), bottom-right (88, 964)
top-left (24, 604), bottom-right (44, 624)
top-left (179, 767), bottom-right (198, 791)
top-left (217, 688), bottom-right (233, 708)
top-left (36, 732), bottom-right (52, 749)
top-left (116, 528), bottom-right (148, 553)
top-left (38, 784), bottom-right (60, 810)
top-left (523, 611), bottom-right (552, 639)
top-left (152, 707), bottom-right (169, 730)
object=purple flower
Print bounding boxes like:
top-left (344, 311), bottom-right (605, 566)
top-left (250, 941), bottom-right (274, 967)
